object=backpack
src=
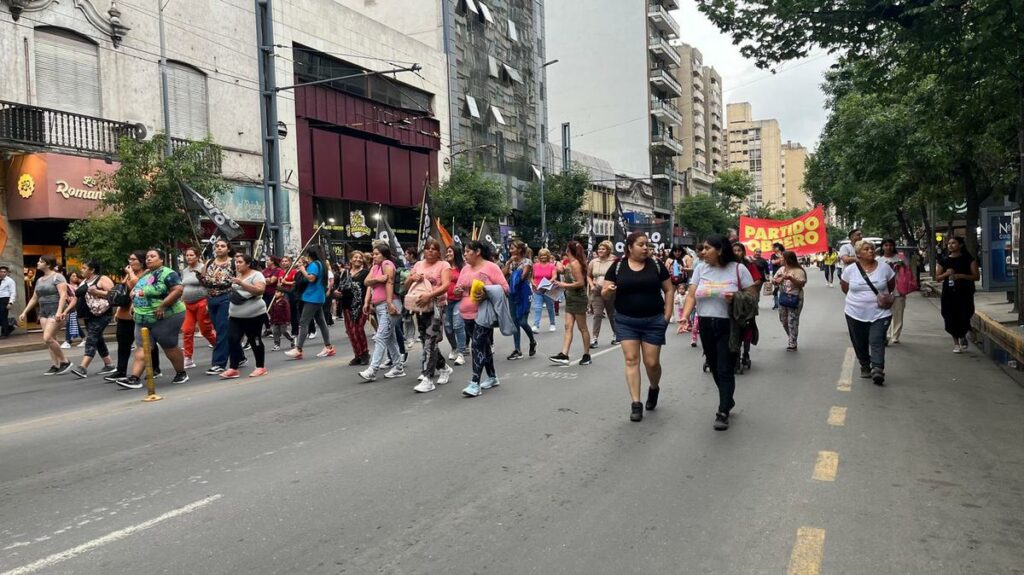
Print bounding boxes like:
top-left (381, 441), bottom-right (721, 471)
top-left (395, 266), bottom-right (410, 297)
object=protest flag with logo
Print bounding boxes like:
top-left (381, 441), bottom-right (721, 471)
top-left (376, 215), bottom-right (407, 266)
top-left (179, 181), bottom-right (243, 240)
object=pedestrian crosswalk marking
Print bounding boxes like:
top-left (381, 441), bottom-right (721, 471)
top-left (787, 527), bottom-right (826, 575)
top-left (827, 406), bottom-right (847, 426)
top-left (812, 451), bottom-right (839, 481)
top-left (837, 347), bottom-right (854, 391)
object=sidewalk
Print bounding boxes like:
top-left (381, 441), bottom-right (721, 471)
top-left (921, 279), bottom-right (1024, 368)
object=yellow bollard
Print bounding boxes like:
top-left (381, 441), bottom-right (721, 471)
top-left (140, 327), bottom-right (163, 402)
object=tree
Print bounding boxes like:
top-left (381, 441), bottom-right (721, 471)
top-left (432, 162), bottom-right (508, 231)
top-left (517, 165), bottom-right (590, 249)
top-left (66, 135), bottom-right (227, 273)
top-left (711, 169), bottom-right (754, 214)
top-left (677, 194), bottom-right (733, 242)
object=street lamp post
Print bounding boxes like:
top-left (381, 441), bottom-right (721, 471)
top-left (537, 59), bottom-right (559, 247)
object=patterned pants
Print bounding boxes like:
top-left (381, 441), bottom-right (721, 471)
top-left (66, 311), bottom-right (80, 341)
top-left (415, 310), bottom-right (447, 379)
top-left (778, 299), bottom-right (803, 348)
top-left (465, 319), bottom-right (495, 383)
top-left (343, 308), bottom-right (368, 357)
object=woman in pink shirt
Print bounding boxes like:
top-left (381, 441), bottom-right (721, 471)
top-left (357, 244), bottom-right (405, 382)
top-left (454, 241), bottom-right (509, 397)
top-left (531, 248), bottom-right (557, 332)
top-left (405, 238), bottom-right (453, 393)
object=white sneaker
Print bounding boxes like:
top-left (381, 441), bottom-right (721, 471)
top-left (953, 344), bottom-right (963, 354)
top-left (448, 350), bottom-right (457, 360)
top-left (454, 353), bottom-right (465, 366)
top-left (531, 325), bottom-right (540, 334)
top-left (417, 374), bottom-right (426, 382)
top-left (358, 367), bottom-right (377, 381)
top-left (60, 342), bottom-right (71, 349)
top-left (549, 325), bottom-right (557, 332)
top-left (436, 364), bottom-right (454, 385)
top-left (384, 366), bottom-right (406, 378)
top-left (308, 332), bottom-right (317, 340)
top-left (413, 378), bottom-right (436, 393)
top-left (183, 357), bottom-right (197, 369)
top-left (76, 341), bottom-right (85, 347)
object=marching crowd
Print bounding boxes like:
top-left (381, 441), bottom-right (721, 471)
top-left (10, 225), bottom-right (980, 429)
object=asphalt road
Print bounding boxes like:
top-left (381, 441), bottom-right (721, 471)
top-left (1, 282), bottom-right (1022, 575)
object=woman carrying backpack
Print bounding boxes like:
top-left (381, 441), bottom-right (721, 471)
top-left (67, 260), bottom-right (117, 379)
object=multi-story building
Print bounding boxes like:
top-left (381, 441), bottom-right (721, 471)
top-left (782, 141), bottom-right (811, 210)
top-left (672, 41), bottom-right (725, 198)
top-left (336, 0), bottom-right (547, 214)
top-left (546, 144), bottom-right (617, 240)
top-left (545, 0), bottom-right (682, 223)
top-left (726, 102), bottom-right (782, 209)
top-left (703, 67), bottom-right (726, 178)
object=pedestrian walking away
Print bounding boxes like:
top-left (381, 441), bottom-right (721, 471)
top-left (262, 256), bottom-right (285, 336)
top-left (935, 237), bottom-right (979, 353)
top-left (840, 239), bottom-right (896, 385)
top-left (588, 240), bottom-right (618, 347)
top-left (679, 234), bottom-right (756, 430)
top-left (336, 251), bottom-right (369, 364)
top-left (62, 271), bottom-right (82, 348)
top-left (406, 238), bottom-right (453, 393)
top-left (455, 241), bottom-right (509, 397)
top-left (286, 245), bottom-right (334, 360)
top-left (67, 260), bottom-right (117, 379)
top-left (221, 254), bottom-right (269, 378)
top-left (768, 243), bottom-right (784, 310)
top-left (443, 245), bottom-right (467, 366)
top-left (823, 247), bottom-right (838, 287)
top-left (603, 231), bottom-right (673, 422)
top-left (358, 244), bottom-right (406, 381)
top-left (549, 241), bottom-right (591, 366)
top-left (772, 250), bottom-right (806, 351)
top-left (18, 255), bottom-right (72, 375)
top-left (200, 240), bottom-right (237, 375)
top-left (879, 239), bottom-right (916, 344)
top-left (503, 240), bottom-right (537, 361)
top-left (180, 246), bottom-right (217, 370)
top-left (115, 249), bottom-right (189, 389)
top-left (531, 248), bottom-right (558, 332)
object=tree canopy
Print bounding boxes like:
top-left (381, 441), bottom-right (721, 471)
top-left (431, 162), bottom-right (509, 233)
top-left (516, 165), bottom-right (590, 249)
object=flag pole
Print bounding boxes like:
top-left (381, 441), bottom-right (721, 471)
top-left (266, 222), bottom-right (328, 319)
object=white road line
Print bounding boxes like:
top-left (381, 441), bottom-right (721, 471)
top-left (1, 495), bottom-right (223, 575)
top-left (837, 347), bottom-right (855, 391)
top-left (569, 345), bottom-right (620, 366)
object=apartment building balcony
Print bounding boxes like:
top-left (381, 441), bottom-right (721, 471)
top-left (653, 0), bottom-right (680, 10)
top-left (648, 34), bottom-right (682, 67)
top-left (692, 66), bottom-right (704, 78)
top-left (694, 88), bottom-right (705, 103)
top-left (647, 3), bottom-right (680, 38)
top-left (650, 98), bottom-right (684, 126)
top-left (649, 67), bottom-right (684, 98)
top-left (652, 163), bottom-right (685, 184)
top-left (650, 132), bottom-right (683, 156)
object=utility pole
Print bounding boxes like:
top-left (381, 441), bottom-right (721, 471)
top-left (256, 0), bottom-right (285, 256)
top-left (561, 122), bottom-right (571, 174)
top-left (157, 0), bottom-right (172, 157)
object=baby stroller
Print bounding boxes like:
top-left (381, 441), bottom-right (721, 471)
top-left (701, 319), bottom-right (758, 374)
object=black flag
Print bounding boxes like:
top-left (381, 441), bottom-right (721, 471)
top-left (478, 219), bottom-right (501, 255)
top-left (180, 181), bottom-right (242, 240)
top-left (417, 179), bottom-right (432, 254)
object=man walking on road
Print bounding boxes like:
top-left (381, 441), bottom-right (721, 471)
top-left (0, 265), bottom-right (16, 338)
top-left (837, 228), bottom-right (862, 276)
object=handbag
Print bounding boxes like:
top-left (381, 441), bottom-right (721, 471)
top-left (108, 283), bottom-right (131, 308)
top-left (404, 279), bottom-right (434, 313)
top-left (85, 278), bottom-right (111, 315)
top-left (778, 292), bottom-right (801, 309)
top-left (856, 263), bottom-right (894, 309)
top-left (762, 281), bottom-right (773, 297)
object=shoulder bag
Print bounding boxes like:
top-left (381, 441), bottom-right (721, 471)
top-left (85, 277), bottom-right (111, 315)
top-left (856, 263), bottom-right (894, 309)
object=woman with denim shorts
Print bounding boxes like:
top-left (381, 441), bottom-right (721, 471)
top-left (602, 231), bottom-right (673, 422)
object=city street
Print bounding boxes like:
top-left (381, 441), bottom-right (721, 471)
top-left (1, 283), bottom-right (1022, 575)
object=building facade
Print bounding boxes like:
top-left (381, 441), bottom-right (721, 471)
top-left (672, 41), bottom-right (725, 198)
top-left (726, 102), bottom-right (782, 209)
top-left (545, 144), bottom-right (617, 240)
top-left (545, 0), bottom-right (681, 223)
top-left (782, 141), bottom-right (811, 210)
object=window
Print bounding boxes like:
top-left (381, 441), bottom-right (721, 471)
top-left (465, 95), bottom-right (481, 119)
top-left (503, 64), bottom-right (524, 84)
top-left (490, 105), bottom-right (506, 125)
top-left (488, 55), bottom-right (500, 78)
top-left (34, 28), bottom-right (101, 116)
top-left (166, 62), bottom-right (208, 140)
top-left (460, 0), bottom-right (480, 15)
top-left (293, 47), bottom-right (432, 113)
top-left (508, 19), bottom-right (519, 43)
top-left (478, 1), bottom-right (495, 23)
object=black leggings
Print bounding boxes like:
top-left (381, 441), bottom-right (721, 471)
top-left (116, 318), bottom-right (159, 376)
top-left (229, 316), bottom-right (265, 369)
top-left (699, 316), bottom-right (736, 415)
top-left (465, 319), bottom-right (495, 383)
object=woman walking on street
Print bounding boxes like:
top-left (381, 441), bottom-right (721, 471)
top-left (880, 239), bottom-right (914, 344)
top-left (679, 234), bottom-right (756, 430)
top-left (19, 255), bottom-right (72, 375)
top-left (733, 243), bottom-right (764, 367)
top-left (823, 247), bottom-right (838, 287)
top-left (200, 240), bottom-right (237, 375)
top-left (603, 232), bottom-right (673, 422)
top-left (285, 246), bottom-right (334, 360)
top-left (336, 251), bottom-right (369, 365)
top-left (455, 241), bottom-right (509, 397)
top-left (358, 245), bottom-right (406, 381)
top-left (181, 247), bottom-right (217, 369)
top-left (588, 241), bottom-right (618, 347)
top-left (444, 245), bottom-right (467, 366)
top-left (262, 256), bottom-right (285, 336)
top-left (936, 237), bottom-right (979, 353)
top-left (840, 239), bottom-right (896, 385)
top-left (68, 260), bottom-right (117, 378)
top-left (531, 248), bottom-right (557, 332)
top-left (772, 250), bottom-right (807, 351)
top-left (106, 251), bottom-right (161, 382)
top-left (62, 271), bottom-right (82, 348)
top-left (222, 254), bottom-right (268, 378)
top-left (549, 241), bottom-right (592, 366)
top-left (503, 240), bottom-right (537, 360)
top-left (407, 239), bottom-right (453, 392)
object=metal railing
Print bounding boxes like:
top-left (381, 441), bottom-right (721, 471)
top-left (649, 68), bottom-right (684, 97)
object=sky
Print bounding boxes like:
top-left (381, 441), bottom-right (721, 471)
top-left (671, 1), bottom-right (837, 150)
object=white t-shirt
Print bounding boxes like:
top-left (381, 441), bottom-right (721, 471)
top-left (837, 243), bottom-right (856, 271)
top-left (841, 263), bottom-right (895, 322)
top-left (690, 261), bottom-right (755, 319)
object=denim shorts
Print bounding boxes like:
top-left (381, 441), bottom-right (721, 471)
top-left (615, 313), bottom-right (668, 346)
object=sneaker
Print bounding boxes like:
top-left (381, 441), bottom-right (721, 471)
top-left (284, 349), bottom-right (303, 360)
top-left (413, 378), bottom-right (436, 393)
top-left (859, 365), bottom-right (872, 378)
top-left (42, 365), bottom-right (60, 376)
top-left (590, 339), bottom-right (599, 349)
top-left (436, 365), bottom-right (454, 385)
top-left (549, 352), bottom-right (570, 366)
top-left (238, 358), bottom-right (248, 368)
top-left (316, 346), bottom-right (336, 358)
top-left (383, 358), bottom-right (393, 368)
top-left (401, 352), bottom-right (409, 364)
top-left (549, 325), bottom-right (557, 332)
top-left (358, 367), bottom-right (377, 382)
top-left (480, 376), bottom-right (500, 389)
top-left (960, 337), bottom-right (969, 350)
top-left (611, 338), bottom-right (620, 346)
top-left (953, 344), bottom-right (962, 354)
top-left (507, 350), bottom-right (523, 361)
top-left (60, 342), bottom-right (71, 349)
top-left (208, 343), bottom-right (214, 348)
top-left (172, 371), bottom-right (190, 384)
top-left (76, 341), bottom-right (85, 348)
top-left (871, 367), bottom-right (885, 386)
top-left (272, 345), bottom-right (281, 352)
top-left (579, 354), bottom-right (592, 366)
top-left (97, 365), bottom-right (118, 376)
top-left (152, 370), bottom-right (163, 379)
top-left (116, 376), bottom-right (143, 390)
top-left (529, 341), bottom-right (537, 357)
top-left (104, 373), bottom-right (124, 383)
top-left (249, 368), bottom-right (268, 378)
top-left (70, 366), bottom-right (87, 379)
top-left (183, 357), bottom-right (197, 369)
top-left (384, 366), bottom-right (406, 379)
top-left (645, 387), bottom-right (660, 411)
top-left (348, 356), bottom-right (363, 366)
top-left (308, 332), bottom-right (318, 340)
top-left (358, 354), bottom-right (371, 365)
top-left (220, 369), bottom-right (241, 379)
top-left (55, 362), bottom-right (73, 376)
top-left (630, 402), bottom-right (643, 422)
top-left (205, 365), bottom-right (226, 376)
top-left (242, 342), bottom-right (251, 351)
top-left (454, 353), bottom-right (466, 366)
top-left (713, 412), bottom-right (730, 430)
top-left (531, 325), bottom-right (540, 334)
top-left (462, 381), bottom-right (482, 397)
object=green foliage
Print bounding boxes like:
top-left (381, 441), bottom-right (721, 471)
top-left (677, 195), bottom-right (733, 242)
top-left (517, 165), bottom-right (590, 248)
top-left (711, 169), bottom-right (755, 214)
top-left (432, 162), bottom-right (508, 229)
top-left (66, 135), bottom-right (227, 273)
top-left (749, 204), bottom-right (806, 221)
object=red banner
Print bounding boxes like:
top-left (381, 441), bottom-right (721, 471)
top-left (739, 206), bottom-right (828, 256)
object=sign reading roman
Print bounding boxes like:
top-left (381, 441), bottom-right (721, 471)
top-left (5, 153), bottom-right (118, 221)
top-left (739, 206), bottom-right (829, 256)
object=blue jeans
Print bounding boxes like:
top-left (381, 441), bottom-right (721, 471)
top-left (443, 300), bottom-right (467, 354)
top-left (532, 292), bottom-right (555, 328)
top-left (513, 309), bottom-right (536, 351)
top-left (207, 293), bottom-right (231, 368)
top-left (369, 303), bottom-right (403, 372)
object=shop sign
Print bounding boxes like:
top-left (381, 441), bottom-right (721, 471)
top-left (5, 153), bottom-right (117, 221)
top-left (55, 175), bottom-right (113, 201)
top-left (348, 210), bottom-right (371, 238)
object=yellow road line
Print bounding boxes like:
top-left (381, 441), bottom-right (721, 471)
top-left (827, 406), bottom-right (847, 426)
top-left (812, 451), bottom-right (839, 482)
top-left (837, 347), bottom-right (854, 391)
top-left (787, 527), bottom-right (826, 575)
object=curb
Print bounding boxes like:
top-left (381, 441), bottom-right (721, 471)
top-left (971, 311), bottom-right (1024, 364)
top-left (0, 333), bottom-right (118, 356)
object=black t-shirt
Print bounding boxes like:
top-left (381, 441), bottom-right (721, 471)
top-left (605, 258), bottom-right (670, 318)
top-left (939, 253), bottom-right (975, 294)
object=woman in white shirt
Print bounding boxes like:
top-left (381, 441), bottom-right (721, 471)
top-left (840, 239), bottom-right (896, 386)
